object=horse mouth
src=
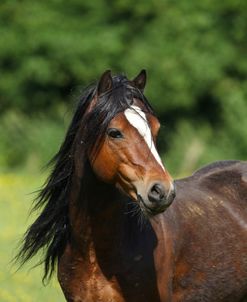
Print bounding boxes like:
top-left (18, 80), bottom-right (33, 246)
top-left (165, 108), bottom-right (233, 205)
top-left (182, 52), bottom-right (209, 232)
top-left (137, 194), bottom-right (170, 216)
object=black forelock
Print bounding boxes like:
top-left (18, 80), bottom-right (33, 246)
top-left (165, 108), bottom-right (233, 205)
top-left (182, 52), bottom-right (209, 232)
top-left (82, 75), bottom-right (153, 153)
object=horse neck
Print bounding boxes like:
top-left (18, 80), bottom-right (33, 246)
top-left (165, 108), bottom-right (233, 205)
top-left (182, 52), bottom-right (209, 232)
top-left (68, 163), bottom-right (126, 258)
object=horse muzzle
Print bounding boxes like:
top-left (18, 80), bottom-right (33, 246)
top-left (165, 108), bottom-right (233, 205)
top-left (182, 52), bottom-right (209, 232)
top-left (138, 181), bottom-right (176, 215)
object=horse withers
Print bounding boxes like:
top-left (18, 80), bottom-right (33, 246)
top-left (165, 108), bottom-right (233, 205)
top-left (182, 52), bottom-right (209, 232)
top-left (17, 70), bottom-right (247, 302)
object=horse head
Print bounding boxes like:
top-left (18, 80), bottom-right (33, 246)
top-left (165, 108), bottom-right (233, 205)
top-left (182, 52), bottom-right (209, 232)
top-left (84, 70), bottom-right (175, 215)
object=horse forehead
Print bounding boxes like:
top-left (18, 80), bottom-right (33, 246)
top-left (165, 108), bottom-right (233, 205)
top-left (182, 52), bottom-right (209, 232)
top-left (124, 105), bottom-right (151, 134)
top-left (123, 106), bottom-right (166, 172)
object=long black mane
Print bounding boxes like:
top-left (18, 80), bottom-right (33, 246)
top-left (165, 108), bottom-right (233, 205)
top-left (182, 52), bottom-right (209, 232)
top-left (16, 74), bottom-right (154, 281)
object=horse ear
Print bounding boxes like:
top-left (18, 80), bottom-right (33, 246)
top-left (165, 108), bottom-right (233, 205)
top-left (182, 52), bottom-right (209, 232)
top-left (97, 70), bottom-right (113, 95)
top-left (132, 69), bottom-right (147, 92)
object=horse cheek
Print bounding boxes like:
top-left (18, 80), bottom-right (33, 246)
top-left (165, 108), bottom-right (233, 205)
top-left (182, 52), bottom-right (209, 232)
top-left (91, 144), bottom-right (118, 183)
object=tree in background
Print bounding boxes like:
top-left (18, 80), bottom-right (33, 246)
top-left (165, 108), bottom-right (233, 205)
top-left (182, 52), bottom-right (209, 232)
top-left (0, 0), bottom-right (246, 173)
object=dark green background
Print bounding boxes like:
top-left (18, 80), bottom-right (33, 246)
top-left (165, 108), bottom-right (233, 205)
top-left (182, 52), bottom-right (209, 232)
top-left (1, 0), bottom-right (246, 175)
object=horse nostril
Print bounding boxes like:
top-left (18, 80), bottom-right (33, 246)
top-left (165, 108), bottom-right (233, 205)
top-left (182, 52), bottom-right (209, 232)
top-left (148, 183), bottom-right (166, 203)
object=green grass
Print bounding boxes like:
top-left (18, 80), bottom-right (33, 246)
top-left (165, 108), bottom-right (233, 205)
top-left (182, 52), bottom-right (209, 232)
top-left (0, 171), bottom-right (65, 302)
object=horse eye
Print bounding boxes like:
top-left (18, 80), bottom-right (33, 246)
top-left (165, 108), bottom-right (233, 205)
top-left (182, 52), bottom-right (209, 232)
top-left (107, 128), bottom-right (123, 139)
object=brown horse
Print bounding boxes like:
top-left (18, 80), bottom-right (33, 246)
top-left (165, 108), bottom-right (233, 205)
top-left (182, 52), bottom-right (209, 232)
top-left (17, 70), bottom-right (247, 302)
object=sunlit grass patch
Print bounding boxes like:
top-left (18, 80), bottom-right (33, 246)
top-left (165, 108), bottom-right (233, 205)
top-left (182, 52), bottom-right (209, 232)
top-left (0, 171), bottom-right (64, 301)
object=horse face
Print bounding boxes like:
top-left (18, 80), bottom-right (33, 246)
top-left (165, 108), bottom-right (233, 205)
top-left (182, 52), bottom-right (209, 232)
top-left (90, 103), bottom-right (175, 215)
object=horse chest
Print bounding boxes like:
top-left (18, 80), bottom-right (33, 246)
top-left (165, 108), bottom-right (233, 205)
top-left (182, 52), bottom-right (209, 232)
top-left (58, 242), bottom-right (165, 302)
top-left (58, 245), bottom-right (125, 302)
top-left (81, 265), bottom-right (125, 302)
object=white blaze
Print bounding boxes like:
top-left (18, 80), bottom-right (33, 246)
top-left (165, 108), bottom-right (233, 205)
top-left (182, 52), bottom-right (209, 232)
top-left (124, 105), bottom-right (165, 171)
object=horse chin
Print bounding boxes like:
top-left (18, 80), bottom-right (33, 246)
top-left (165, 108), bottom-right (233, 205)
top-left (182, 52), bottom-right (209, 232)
top-left (137, 194), bottom-right (169, 217)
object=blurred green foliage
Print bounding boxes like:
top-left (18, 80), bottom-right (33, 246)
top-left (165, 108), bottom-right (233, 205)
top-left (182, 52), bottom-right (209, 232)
top-left (0, 0), bottom-right (246, 174)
